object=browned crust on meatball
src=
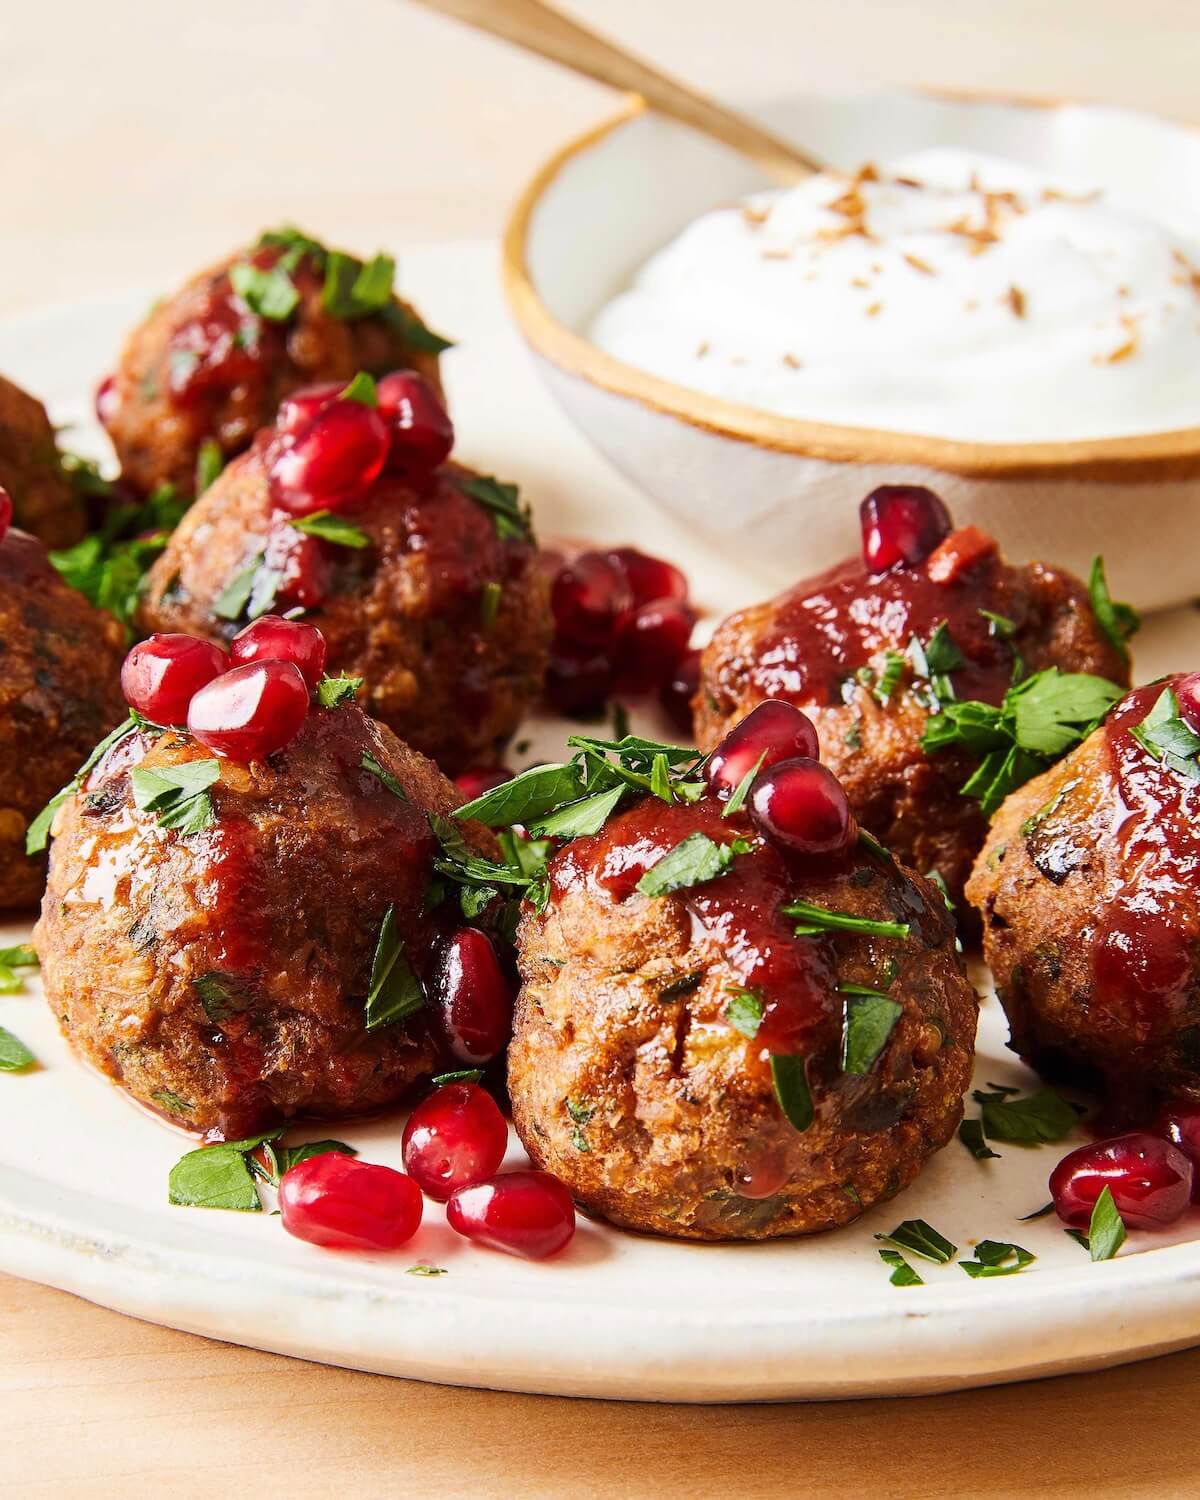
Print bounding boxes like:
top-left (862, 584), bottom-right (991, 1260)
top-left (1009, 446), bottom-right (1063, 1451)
top-left (137, 455), bottom-right (551, 771)
top-left (696, 560), bottom-right (1129, 908)
top-left (34, 705), bottom-right (496, 1138)
top-left (966, 730), bottom-right (1199, 1117)
top-left (0, 532), bottom-right (125, 909)
top-left (509, 842), bottom-right (976, 1241)
top-left (0, 375), bottom-right (83, 547)
top-left (101, 245), bottom-right (444, 498)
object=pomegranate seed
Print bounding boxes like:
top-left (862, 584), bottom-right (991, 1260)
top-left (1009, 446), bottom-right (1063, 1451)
top-left (121, 634), bottom-right (228, 726)
top-left (1174, 675), bottom-right (1200, 735)
top-left (230, 615), bottom-right (327, 690)
top-left (859, 486), bottom-right (952, 573)
top-left (544, 641), bottom-right (614, 716)
top-left (187, 659), bottom-right (309, 760)
top-left (262, 521), bottom-right (332, 610)
top-left (734, 1148), bottom-right (790, 1200)
top-left (446, 1170), bottom-right (576, 1260)
top-left (0, 485), bottom-right (11, 544)
top-left (267, 399), bottom-right (389, 516)
top-left (706, 701), bottom-right (821, 798)
top-left (453, 765), bottom-right (513, 802)
top-left (608, 546), bottom-right (688, 608)
top-left (551, 552), bottom-right (633, 648)
top-left (614, 598), bottom-right (695, 694)
top-left (402, 1082), bottom-right (509, 1201)
top-left (748, 756), bottom-right (854, 859)
top-left (376, 370), bottom-right (454, 477)
top-left (660, 647), bottom-right (701, 734)
top-left (1050, 1132), bottom-right (1193, 1231)
top-left (1154, 1104), bottom-right (1200, 1199)
top-left (95, 374), bottom-right (120, 427)
top-left (435, 928), bottom-right (514, 1065)
top-left (275, 381), bottom-right (343, 436)
top-left (279, 1153), bottom-right (422, 1251)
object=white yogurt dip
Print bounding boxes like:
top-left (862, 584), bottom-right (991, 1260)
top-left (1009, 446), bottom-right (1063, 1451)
top-left (588, 147), bottom-right (1200, 442)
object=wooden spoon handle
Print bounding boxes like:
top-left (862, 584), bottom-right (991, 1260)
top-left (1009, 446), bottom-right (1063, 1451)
top-left (407, 0), bottom-right (823, 184)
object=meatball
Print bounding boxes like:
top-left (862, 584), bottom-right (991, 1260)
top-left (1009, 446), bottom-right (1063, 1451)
top-left (138, 444), bottom-right (550, 772)
top-left (697, 519), bottom-right (1130, 908)
top-left (509, 796), bottom-right (975, 1241)
top-left (99, 229), bottom-right (446, 498)
top-left (0, 528), bottom-right (125, 909)
top-left (35, 701), bottom-right (496, 1139)
top-left (967, 676), bottom-right (1200, 1121)
top-left (0, 374), bottom-right (83, 546)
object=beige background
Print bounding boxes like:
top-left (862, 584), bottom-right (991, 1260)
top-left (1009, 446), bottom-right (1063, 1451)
top-left (3, 1), bottom-right (1200, 1494)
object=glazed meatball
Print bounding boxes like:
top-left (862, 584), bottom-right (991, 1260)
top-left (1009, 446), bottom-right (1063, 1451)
top-left (509, 797), bottom-right (975, 1241)
top-left (0, 528), bottom-right (125, 909)
top-left (967, 676), bottom-right (1200, 1121)
top-left (138, 440), bottom-right (550, 772)
top-left (0, 374), bottom-right (83, 546)
top-left (697, 498), bottom-right (1130, 907)
top-left (99, 229), bottom-right (446, 498)
top-left (35, 701), bottom-right (496, 1139)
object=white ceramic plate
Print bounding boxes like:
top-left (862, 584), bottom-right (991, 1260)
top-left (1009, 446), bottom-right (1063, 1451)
top-left (3, 247), bottom-right (1200, 1403)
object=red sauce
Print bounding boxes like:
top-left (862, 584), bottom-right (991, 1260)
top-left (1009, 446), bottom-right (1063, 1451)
top-left (743, 532), bottom-right (1018, 707)
top-left (550, 797), bottom-right (835, 1055)
top-left (1092, 679), bottom-right (1200, 1037)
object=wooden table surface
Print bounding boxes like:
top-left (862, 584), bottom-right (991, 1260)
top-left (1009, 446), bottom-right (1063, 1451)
top-left (3, 1), bottom-right (1199, 1493)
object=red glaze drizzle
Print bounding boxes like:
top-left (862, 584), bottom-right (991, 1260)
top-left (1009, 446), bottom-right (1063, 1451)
top-left (1093, 679), bottom-right (1200, 1036)
top-left (744, 531), bottom-right (1018, 708)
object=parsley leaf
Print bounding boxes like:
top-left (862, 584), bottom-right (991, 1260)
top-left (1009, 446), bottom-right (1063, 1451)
top-left (978, 1088), bottom-right (1077, 1144)
top-left (381, 301), bottom-right (455, 353)
top-left (722, 750), bottom-right (765, 818)
top-left (958, 1240), bottom-right (1035, 1277)
top-left (770, 1053), bottom-right (813, 1132)
top-left (168, 1131), bottom-right (282, 1212)
top-left (636, 832), bottom-right (749, 897)
top-left (0, 1028), bottom-right (35, 1072)
top-left (317, 674), bottom-right (363, 708)
top-left (460, 475), bottom-right (533, 543)
top-left (875, 1219), bottom-right (957, 1263)
top-left (130, 760), bottom-right (220, 835)
top-left (195, 438), bottom-right (224, 494)
top-left (878, 1248), bottom-right (924, 1286)
top-left (1087, 1185), bottom-right (1126, 1261)
top-left (454, 762), bottom-right (584, 828)
top-left (431, 1069), bottom-right (484, 1086)
top-left (290, 510), bottom-right (369, 548)
top-left (229, 260), bottom-right (299, 321)
top-left (1130, 687), bottom-right (1200, 781)
top-left (274, 1140), bottom-right (357, 1176)
top-left (724, 987), bottom-right (764, 1038)
top-left (212, 553), bottom-right (266, 621)
top-left (781, 900), bottom-right (910, 940)
top-left (479, 580), bottom-right (502, 633)
top-left (339, 371), bottom-right (379, 406)
top-left (840, 988), bottom-right (902, 1074)
top-left (25, 715), bottom-right (138, 853)
top-left (193, 971), bottom-right (252, 1024)
top-left (365, 907), bottom-right (425, 1030)
top-left (1089, 556), bottom-right (1139, 662)
top-left (958, 1119), bottom-right (1001, 1160)
top-left (361, 751), bottom-right (408, 799)
top-left (528, 785), bottom-right (625, 839)
top-left (322, 251), bottom-right (396, 320)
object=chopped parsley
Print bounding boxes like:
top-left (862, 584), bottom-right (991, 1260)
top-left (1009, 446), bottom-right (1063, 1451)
top-left (168, 1131), bottom-right (282, 1212)
top-left (874, 650), bottom-right (907, 705)
top-left (193, 971), bottom-right (251, 1024)
top-left (529, 785), bottom-right (625, 840)
top-left (364, 907), bottom-right (425, 1030)
top-left (878, 1248), bottom-right (924, 1287)
top-left (26, 715), bottom-right (139, 853)
top-left (957, 1118), bottom-right (1000, 1160)
top-left (212, 551), bottom-right (281, 623)
top-left (130, 759), bottom-right (220, 835)
top-left (339, 371), bottom-right (378, 406)
top-left (722, 751), bottom-right (765, 818)
top-left (922, 667), bottom-right (1123, 815)
top-left (875, 1219), bottom-right (957, 1264)
top-left (290, 510), bottom-right (369, 548)
top-left (195, 438), bottom-right (225, 494)
top-left (273, 1140), bottom-right (357, 1177)
top-left (317, 674), bottom-right (364, 708)
top-left (566, 1097), bottom-right (594, 1152)
top-left (840, 987), bottom-right (902, 1074)
top-left (322, 251), bottom-right (396, 320)
top-left (229, 260), bottom-right (299, 322)
top-left (361, 751), bottom-right (408, 799)
top-left (1085, 1185), bottom-right (1126, 1262)
top-left (724, 987), bottom-right (764, 1039)
top-left (406, 1264), bottom-right (448, 1277)
top-left (0, 1028), bottom-right (35, 1073)
top-left (770, 1054), bottom-right (813, 1132)
top-left (1130, 686), bottom-right (1200, 781)
top-left (959, 1240), bottom-right (1035, 1278)
top-left (1089, 555), bottom-right (1139, 662)
top-left (431, 1069), bottom-right (484, 1086)
top-left (637, 832), bottom-right (751, 898)
top-left (460, 475), bottom-right (534, 543)
top-left (0, 944), bottom-right (38, 997)
top-left (974, 1086), bottom-right (1078, 1144)
top-left (781, 900), bottom-right (910, 941)
top-left (479, 580), bottom-right (502, 633)
top-left (382, 301), bottom-right (455, 353)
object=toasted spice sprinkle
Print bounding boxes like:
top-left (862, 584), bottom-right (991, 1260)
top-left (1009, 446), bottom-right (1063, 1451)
top-left (850, 276), bottom-right (871, 289)
top-left (782, 352), bottom-right (803, 369)
top-left (1042, 186), bottom-right (1102, 204)
top-left (894, 176), bottom-right (924, 189)
top-left (695, 341), bottom-right (710, 359)
top-left (903, 252), bottom-right (935, 276)
top-left (761, 247), bottom-right (793, 261)
top-left (1005, 285), bottom-right (1027, 319)
top-left (742, 202), bottom-right (771, 229)
top-left (865, 302), bottom-right (883, 317)
top-left (1172, 249), bottom-right (1200, 297)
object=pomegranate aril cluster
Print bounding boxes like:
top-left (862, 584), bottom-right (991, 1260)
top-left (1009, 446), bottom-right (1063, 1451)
top-left (120, 616), bottom-right (334, 763)
top-left (705, 699), bottom-right (855, 864)
top-left (546, 545), bottom-right (697, 717)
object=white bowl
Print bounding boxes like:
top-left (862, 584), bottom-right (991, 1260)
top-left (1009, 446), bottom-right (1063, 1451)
top-left (503, 88), bottom-right (1200, 610)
